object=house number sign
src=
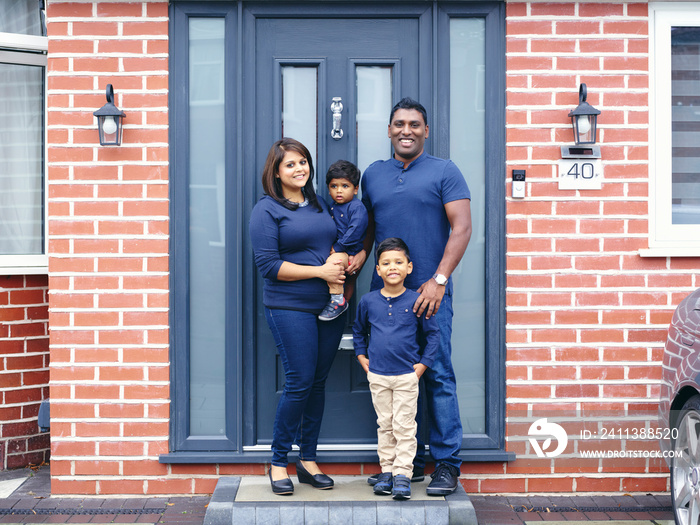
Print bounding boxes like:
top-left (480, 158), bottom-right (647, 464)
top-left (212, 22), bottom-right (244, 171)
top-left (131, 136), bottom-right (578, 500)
top-left (558, 158), bottom-right (603, 190)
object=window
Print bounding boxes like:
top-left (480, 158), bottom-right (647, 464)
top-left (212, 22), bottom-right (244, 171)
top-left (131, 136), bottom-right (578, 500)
top-left (0, 0), bottom-right (48, 273)
top-left (648, 3), bottom-right (700, 256)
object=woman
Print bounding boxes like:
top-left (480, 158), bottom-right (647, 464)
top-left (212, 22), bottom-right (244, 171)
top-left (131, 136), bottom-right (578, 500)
top-left (249, 138), bottom-right (347, 495)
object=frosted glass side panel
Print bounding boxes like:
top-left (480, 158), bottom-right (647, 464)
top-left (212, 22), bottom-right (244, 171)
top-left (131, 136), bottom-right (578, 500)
top-left (449, 17), bottom-right (486, 435)
top-left (282, 67), bottom-right (318, 173)
top-left (356, 66), bottom-right (392, 173)
top-left (188, 17), bottom-right (226, 436)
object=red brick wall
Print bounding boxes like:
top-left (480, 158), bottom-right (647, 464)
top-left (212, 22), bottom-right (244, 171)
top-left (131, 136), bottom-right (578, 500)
top-left (46, 0), bottom-right (175, 495)
top-left (0, 275), bottom-right (50, 470)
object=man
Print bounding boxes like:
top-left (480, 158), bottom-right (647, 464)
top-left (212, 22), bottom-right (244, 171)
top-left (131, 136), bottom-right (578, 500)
top-left (349, 97), bottom-right (472, 496)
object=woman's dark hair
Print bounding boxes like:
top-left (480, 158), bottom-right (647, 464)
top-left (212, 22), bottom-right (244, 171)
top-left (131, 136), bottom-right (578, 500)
top-left (261, 138), bottom-right (322, 212)
top-left (325, 159), bottom-right (361, 187)
top-left (389, 97), bottom-right (428, 126)
top-left (376, 237), bottom-right (411, 262)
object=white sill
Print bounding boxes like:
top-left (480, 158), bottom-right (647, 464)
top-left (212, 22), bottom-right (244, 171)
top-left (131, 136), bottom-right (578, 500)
top-left (639, 247), bottom-right (700, 258)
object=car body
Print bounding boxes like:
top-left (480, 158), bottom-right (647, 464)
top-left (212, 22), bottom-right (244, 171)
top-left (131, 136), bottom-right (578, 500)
top-left (659, 287), bottom-right (700, 524)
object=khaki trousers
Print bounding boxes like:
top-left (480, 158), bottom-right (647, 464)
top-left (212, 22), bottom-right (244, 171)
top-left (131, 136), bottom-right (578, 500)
top-left (367, 370), bottom-right (419, 477)
top-left (326, 252), bottom-right (348, 295)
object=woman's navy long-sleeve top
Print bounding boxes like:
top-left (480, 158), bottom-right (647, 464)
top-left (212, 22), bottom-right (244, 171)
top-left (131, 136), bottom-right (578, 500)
top-left (249, 195), bottom-right (336, 313)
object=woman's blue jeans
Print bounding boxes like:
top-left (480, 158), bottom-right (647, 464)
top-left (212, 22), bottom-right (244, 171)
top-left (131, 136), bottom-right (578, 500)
top-left (264, 307), bottom-right (346, 467)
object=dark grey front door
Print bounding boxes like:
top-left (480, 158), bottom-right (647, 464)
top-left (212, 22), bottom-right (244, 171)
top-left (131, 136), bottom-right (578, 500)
top-left (251, 12), bottom-right (423, 446)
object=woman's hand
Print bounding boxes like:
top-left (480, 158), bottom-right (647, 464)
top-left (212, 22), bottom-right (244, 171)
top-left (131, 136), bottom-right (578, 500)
top-left (347, 249), bottom-right (366, 275)
top-left (413, 363), bottom-right (427, 379)
top-left (317, 258), bottom-right (346, 284)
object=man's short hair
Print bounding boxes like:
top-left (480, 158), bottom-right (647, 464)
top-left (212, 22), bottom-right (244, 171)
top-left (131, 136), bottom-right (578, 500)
top-left (326, 159), bottom-right (361, 187)
top-left (389, 97), bottom-right (428, 126)
top-left (376, 237), bottom-right (411, 262)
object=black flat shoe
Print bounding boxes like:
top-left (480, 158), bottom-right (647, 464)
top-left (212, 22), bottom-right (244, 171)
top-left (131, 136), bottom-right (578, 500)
top-left (268, 469), bottom-right (294, 495)
top-left (296, 461), bottom-right (334, 489)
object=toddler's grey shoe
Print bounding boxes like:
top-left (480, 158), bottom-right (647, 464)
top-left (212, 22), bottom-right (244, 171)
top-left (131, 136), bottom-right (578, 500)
top-left (318, 296), bottom-right (348, 321)
top-left (372, 472), bottom-right (392, 495)
top-left (392, 474), bottom-right (411, 500)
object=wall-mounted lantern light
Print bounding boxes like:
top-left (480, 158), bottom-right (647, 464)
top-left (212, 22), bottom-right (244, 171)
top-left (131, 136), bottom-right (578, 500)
top-left (568, 83), bottom-right (600, 145)
top-left (93, 84), bottom-right (125, 146)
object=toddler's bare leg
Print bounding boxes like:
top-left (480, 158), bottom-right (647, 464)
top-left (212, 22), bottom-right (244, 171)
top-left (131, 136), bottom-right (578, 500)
top-left (326, 252), bottom-right (348, 295)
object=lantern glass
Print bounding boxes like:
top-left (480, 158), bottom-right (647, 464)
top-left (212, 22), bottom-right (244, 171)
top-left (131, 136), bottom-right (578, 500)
top-left (97, 114), bottom-right (123, 146)
top-left (572, 114), bottom-right (597, 145)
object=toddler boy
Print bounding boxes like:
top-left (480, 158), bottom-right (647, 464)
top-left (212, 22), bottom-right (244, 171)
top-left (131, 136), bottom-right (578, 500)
top-left (352, 238), bottom-right (439, 500)
top-left (318, 160), bottom-right (368, 321)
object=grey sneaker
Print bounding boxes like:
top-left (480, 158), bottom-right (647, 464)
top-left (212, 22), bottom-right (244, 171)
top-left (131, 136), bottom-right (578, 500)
top-left (318, 296), bottom-right (348, 321)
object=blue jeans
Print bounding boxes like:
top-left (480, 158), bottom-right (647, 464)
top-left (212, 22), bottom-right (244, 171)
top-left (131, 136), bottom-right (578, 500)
top-left (264, 307), bottom-right (346, 467)
top-left (414, 293), bottom-right (463, 470)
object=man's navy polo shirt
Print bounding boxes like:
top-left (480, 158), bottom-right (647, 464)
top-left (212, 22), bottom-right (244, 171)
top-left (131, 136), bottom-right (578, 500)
top-left (361, 152), bottom-right (471, 293)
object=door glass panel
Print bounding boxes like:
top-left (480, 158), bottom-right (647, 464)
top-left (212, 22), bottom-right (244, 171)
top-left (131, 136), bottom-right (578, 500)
top-left (282, 67), bottom-right (318, 173)
top-left (449, 17), bottom-right (486, 434)
top-left (0, 62), bottom-right (44, 255)
top-left (671, 27), bottom-right (700, 224)
top-left (356, 66), bottom-right (392, 173)
top-left (354, 66), bottom-right (393, 303)
top-left (188, 18), bottom-right (226, 436)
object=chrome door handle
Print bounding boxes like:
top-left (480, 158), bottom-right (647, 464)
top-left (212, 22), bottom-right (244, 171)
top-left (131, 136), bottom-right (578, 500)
top-left (331, 97), bottom-right (343, 140)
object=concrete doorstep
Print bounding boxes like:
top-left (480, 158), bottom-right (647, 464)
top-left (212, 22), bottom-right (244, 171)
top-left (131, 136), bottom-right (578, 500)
top-left (203, 475), bottom-right (477, 525)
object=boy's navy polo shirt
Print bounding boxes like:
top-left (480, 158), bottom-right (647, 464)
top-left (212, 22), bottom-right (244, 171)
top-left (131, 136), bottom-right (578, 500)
top-left (328, 198), bottom-right (368, 256)
top-left (249, 195), bottom-right (336, 313)
top-left (353, 289), bottom-right (439, 376)
top-left (361, 152), bottom-right (471, 293)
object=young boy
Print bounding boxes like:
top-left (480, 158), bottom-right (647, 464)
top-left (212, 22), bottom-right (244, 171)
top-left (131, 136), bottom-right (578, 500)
top-left (318, 160), bottom-right (368, 321)
top-left (352, 238), bottom-right (439, 500)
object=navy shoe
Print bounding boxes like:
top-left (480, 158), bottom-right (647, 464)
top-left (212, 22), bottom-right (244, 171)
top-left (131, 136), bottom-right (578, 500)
top-left (426, 463), bottom-right (459, 496)
top-left (295, 461), bottom-right (334, 489)
top-left (268, 469), bottom-right (294, 495)
top-left (318, 296), bottom-right (348, 321)
top-left (373, 472), bottom-right (392, 495)
top-left (392, 474), bottom-right (411, 500)
top-left (368, 465), bottom-right (424, 485)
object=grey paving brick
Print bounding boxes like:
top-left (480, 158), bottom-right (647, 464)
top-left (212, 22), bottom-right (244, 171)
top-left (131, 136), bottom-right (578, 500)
top-left (231, 502), bottom-right (256, 524)
top-left (303, 502), bottom-right (329, 525)
top-left (277, 503), bottom-right (304, 525)
top-left (328, 502), bottom-right (353, 525)
top-left (352, 502), bottom-right (377, 525)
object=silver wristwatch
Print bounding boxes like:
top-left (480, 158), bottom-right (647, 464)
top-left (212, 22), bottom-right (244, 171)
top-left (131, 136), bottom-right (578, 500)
top-left (432, 273), bottom-right (448, 286)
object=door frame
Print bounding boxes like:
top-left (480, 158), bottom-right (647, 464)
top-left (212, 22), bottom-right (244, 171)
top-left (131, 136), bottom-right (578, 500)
top-left (164, 0), bottom-right (510, 464)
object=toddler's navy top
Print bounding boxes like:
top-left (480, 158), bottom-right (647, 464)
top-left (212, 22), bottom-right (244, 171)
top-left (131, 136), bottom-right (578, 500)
top-left (329, 197), bottom-right (368, 256)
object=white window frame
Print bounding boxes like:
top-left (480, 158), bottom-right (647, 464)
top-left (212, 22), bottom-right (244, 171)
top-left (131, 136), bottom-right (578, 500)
top-left (645, 3), bottom-right (700, 256)
top-left (0, 31), bottom-right (48, 274)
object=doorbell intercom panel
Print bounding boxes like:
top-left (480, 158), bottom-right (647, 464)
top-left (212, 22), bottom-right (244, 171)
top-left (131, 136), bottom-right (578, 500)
top-left (512, 169), bottom-right (526, 199)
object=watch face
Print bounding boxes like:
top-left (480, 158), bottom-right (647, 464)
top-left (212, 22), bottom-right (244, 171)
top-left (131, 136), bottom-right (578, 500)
top-left (434, 274), bottom-right (447, 285)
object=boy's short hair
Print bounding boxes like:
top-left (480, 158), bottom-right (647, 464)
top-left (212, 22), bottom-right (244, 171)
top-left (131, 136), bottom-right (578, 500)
top-left (326, 160), bottom-right (361, 187)
top-left (376, 237), bottom-right (411, 262)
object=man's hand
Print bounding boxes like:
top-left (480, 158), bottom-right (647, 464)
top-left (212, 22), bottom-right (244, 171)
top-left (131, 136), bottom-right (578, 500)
top-left (347, 249), bottom-right (367, 275)
top-left (357, 354), bottom-right (370, 374)
top-left (413, 363), bottom-right (427, 378)
top-left (413, 277), bottom-right (445, 319)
